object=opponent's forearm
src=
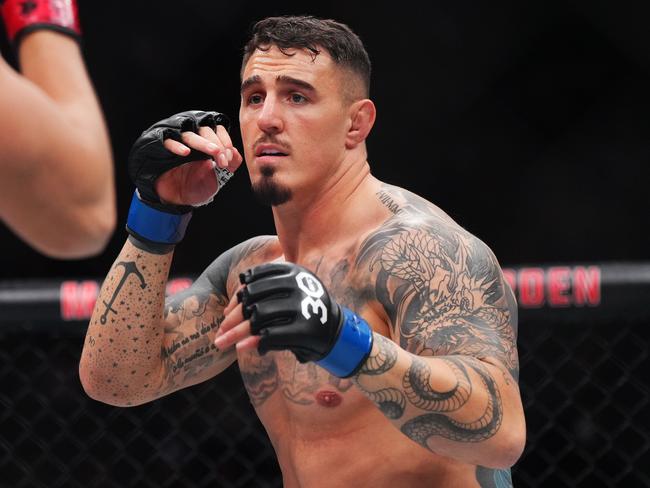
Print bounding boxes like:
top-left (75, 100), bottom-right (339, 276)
top-left (353, 334), bottom-right (525, 468)
top-left (79, 239), bottom-right (173, 406)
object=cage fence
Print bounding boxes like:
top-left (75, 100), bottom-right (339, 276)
top-left (1, 262), bottom-right (649, 487)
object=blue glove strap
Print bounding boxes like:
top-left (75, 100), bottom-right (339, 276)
top-left (126, 191), bottom-right (192, 244)
top-left (316, 307), bottom-right (373, 378)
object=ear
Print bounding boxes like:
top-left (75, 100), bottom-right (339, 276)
top-left (345, 99), bottom-right (376, 149)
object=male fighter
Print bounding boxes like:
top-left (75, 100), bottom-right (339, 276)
top-left (80, 16), bottom-right (525, 487)
top-left (0, 0), bottom-right (114, 258)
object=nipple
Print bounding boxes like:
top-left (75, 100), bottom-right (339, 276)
top-left (315, 390), bottom-right (342, 408)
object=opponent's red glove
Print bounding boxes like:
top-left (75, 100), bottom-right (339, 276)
top-left (0, 0), bottom-right (81, 45)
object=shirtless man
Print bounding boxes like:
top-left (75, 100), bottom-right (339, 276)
top-left (80, 16), bottom-right (525, 487)
top-left (0, 0), bottom-right (114, 258)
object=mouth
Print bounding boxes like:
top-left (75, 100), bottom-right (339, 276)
top-left (254, 148), bottom-right (289, 168)
top-left (254, 144), bottom-right (289, 159)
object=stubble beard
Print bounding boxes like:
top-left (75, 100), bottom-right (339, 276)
top-left (251, 166), bottom-right (292, 206)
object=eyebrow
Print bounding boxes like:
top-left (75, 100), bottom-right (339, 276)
top-left (240, 74), bottom-right (316, 94)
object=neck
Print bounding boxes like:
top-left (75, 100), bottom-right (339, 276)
top-left (271, 157), bottom-right (383, 263)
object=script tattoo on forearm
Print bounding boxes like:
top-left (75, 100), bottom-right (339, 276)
top-left (162, 316), bottom-right (222, 375)
top-left (157, 285), bottom-right (229, 391)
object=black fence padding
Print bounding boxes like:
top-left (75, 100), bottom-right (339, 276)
top-left (1, 320), bottom-right (648, 487)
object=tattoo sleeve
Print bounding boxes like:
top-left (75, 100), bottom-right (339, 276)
top-left (79, 237), bottom-right (272, 406)
top-left (352, 191), bottom-right (522, 468)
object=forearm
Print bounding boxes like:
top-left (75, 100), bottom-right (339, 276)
top-left (80, 239), bottom-right (173, 406)
top-left (353, 334), bottom-right (525, 468)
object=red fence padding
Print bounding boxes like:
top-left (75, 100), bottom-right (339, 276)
top-left (1, 263), bottom-right (649, 325)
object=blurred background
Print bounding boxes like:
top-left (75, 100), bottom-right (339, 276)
top-left (2, 0), bottom-right (650, 276)
top-left (1, 1), bottom-right (649, 487)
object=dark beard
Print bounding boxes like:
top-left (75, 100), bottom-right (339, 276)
top-left (251, 168), bottom-right (292, 206)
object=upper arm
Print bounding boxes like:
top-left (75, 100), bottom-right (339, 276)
top-left (0, 57), bottom-right (45, 171)
top-left (359, 216), bottom-right (519, 379)
top-left (0, 55), bottom-right (76, 181)
top-left (154, 236), bottom-right (276, 396)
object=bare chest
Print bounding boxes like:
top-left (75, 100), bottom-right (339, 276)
top-left (234, 250), bottom-right (389, 416)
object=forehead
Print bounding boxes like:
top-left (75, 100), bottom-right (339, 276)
top-left (241, 45), bottom-right (338, 86)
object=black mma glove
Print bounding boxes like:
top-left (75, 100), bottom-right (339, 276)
top-left (238, 262), bottom-right (374, 378)
top-left (126, 110), bottom-right (232, 252)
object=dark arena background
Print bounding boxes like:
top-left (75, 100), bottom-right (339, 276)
top-left (1, 1), bottom-right (649, 487)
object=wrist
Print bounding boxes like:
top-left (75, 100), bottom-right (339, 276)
top-left (127, 235), bottom-right (175, 255)
top-left (316, 307), bottom-right (374, 378)
top-left (126, 191), bottom-right (192, 251)
top-left (1, 0), bottom-right (82, 45)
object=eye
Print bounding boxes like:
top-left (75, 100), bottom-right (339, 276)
top-left (290, 93), bottom-right (307, 104)
top-left (248, 94), bottom-right (263, 105)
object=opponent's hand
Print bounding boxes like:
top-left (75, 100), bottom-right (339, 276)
top-left (215, 262), bottom-right (374, 377)
top-left (128, 110), bottom-right (242, 213)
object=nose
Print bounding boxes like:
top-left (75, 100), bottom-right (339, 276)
top-left (257, 96), bottom-right (284, 135)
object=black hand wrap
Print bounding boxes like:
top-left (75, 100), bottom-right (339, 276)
top-left (238, 262), bottom-right (373, 377)
top-left (128, 110), bottom-right (230, 214)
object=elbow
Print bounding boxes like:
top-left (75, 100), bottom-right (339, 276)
top-left (73, 204), bottom-right (116, 257)
top-left (79, 354), bottom-right (160, 408)
top-left (42, 201), bottom-right (116, 259)
top-left (499, 427), bottom-right (526, 468)
top-left (79, 360), bottom-right (132, 408)
top-left (488, 419), bottom-right (527, 469)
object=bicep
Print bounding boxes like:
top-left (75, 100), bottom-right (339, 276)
top-left (370, 221), bottom-right (519, 377)
top-left (0, 55), bottom-right (110, 202)
top-left (0, 57), bottom-right (64, 175)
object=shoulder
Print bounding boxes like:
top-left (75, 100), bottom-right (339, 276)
top-left (200, 235), bottom-right (281, 298)
top-left (373, 182), bottom-right (457, 224)
top-left (359, 183), bottom-right (497, 271)
top-left (356, 184), bottom-right (517, 359)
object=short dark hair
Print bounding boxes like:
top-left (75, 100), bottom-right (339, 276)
top-left (242, 15), bottom-right (371, 99)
